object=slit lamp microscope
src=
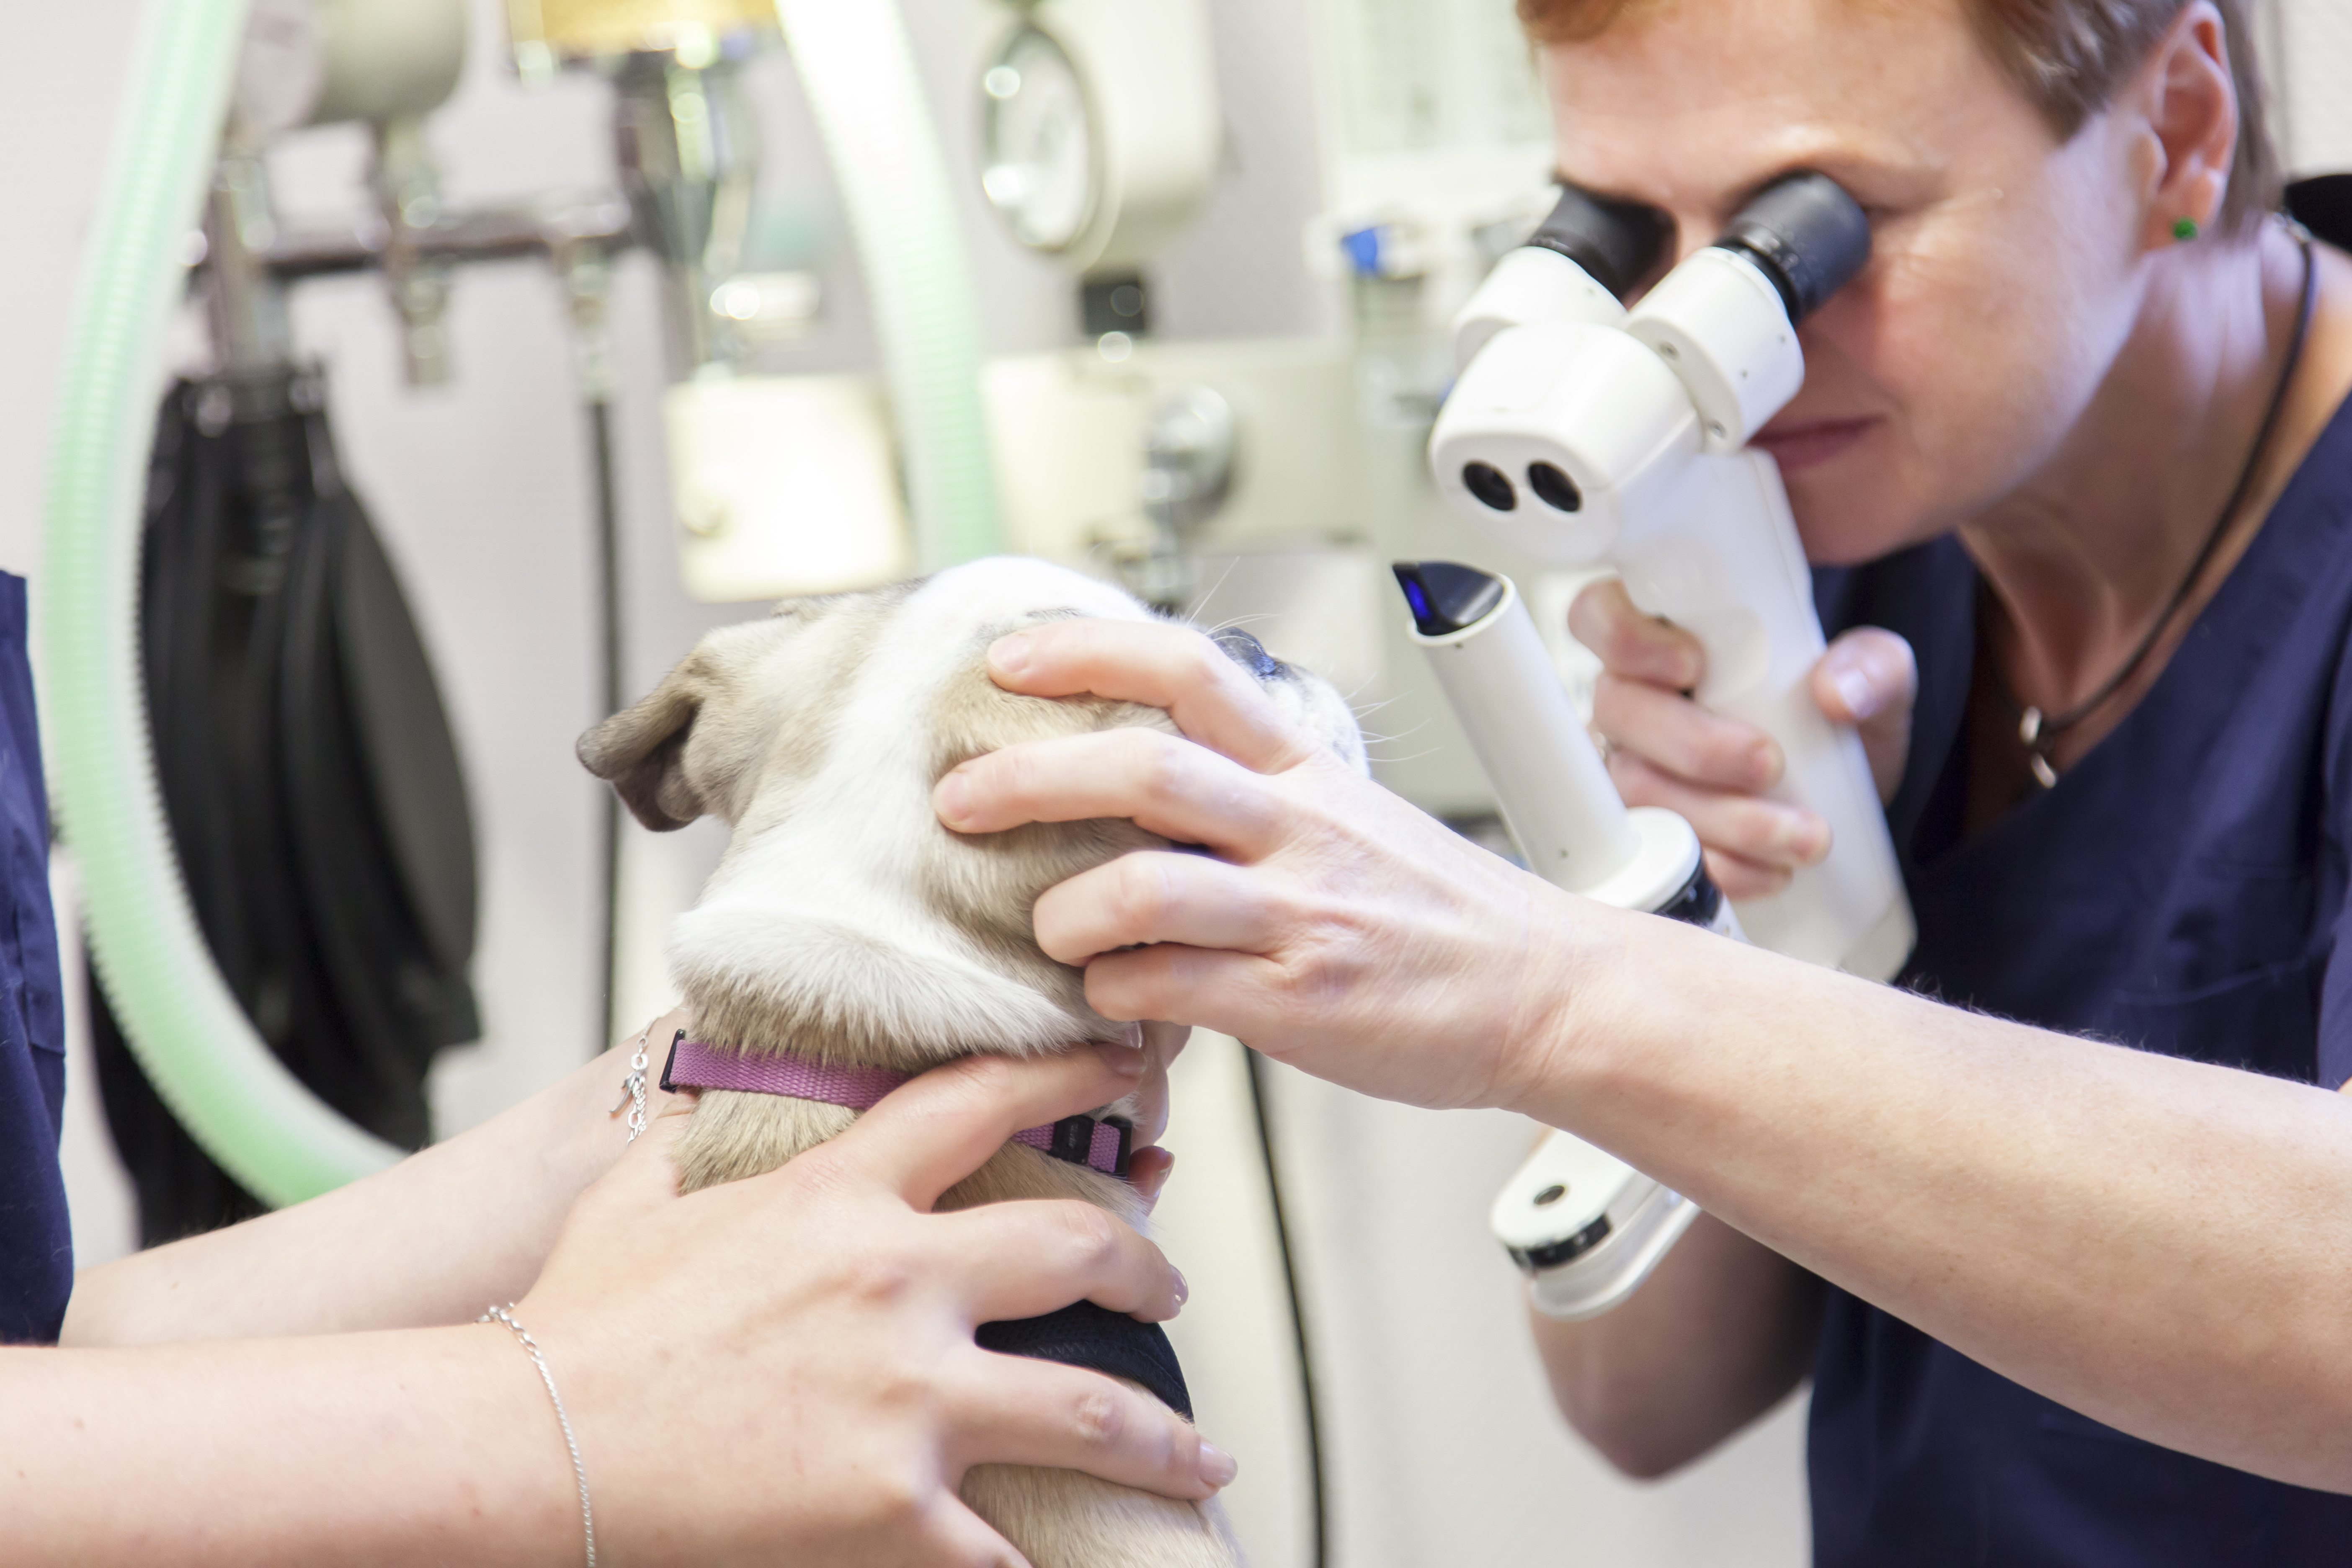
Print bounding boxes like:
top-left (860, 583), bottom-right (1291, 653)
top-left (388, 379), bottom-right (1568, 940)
top-left (1397, 173), bottom-right (1916, 1318)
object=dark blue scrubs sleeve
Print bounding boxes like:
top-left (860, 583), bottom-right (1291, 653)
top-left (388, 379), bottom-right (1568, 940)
top-left (0, 572), bottom-right (72, 1343)
top-left (2312, 608), bottom-right (2352, 1093)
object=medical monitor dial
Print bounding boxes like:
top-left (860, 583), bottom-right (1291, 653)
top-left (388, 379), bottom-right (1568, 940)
top-left (979, 26), bottom-right (1100, 254)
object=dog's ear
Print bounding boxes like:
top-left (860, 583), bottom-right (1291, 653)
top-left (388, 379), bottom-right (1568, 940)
top-left (578, 667), bottom-right (708, 832)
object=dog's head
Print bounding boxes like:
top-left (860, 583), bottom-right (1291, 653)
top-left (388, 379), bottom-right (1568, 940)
top-left (580, 557), bottom-right (1364, 1070)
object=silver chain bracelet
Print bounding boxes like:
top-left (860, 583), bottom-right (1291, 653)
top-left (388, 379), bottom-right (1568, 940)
top-left (610, 1026), bottom-right (652, 1143)
top-left (480, 1303), bottom-right (596, 1567)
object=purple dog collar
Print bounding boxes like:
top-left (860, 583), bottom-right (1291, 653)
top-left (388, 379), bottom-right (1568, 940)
top-left (660, 1034), bottom-right (1134, 1180)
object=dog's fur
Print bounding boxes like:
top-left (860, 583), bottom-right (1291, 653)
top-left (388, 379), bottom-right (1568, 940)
top-left (578, 557), bottom-right (1364, 1566)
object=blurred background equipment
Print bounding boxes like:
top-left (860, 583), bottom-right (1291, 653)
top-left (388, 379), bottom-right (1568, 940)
top-left (85, 0), bottom-right (483, 1242)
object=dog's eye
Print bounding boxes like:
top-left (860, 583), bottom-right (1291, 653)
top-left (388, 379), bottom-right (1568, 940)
top-left (1210, 628), bottom-right (1286, 680)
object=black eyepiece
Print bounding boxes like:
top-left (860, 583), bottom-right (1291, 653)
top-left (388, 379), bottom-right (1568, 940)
top-left (1461, 461), bottom-right (1516, 512)
top-left (1714, 172), bottom-right (1870, 324)
top-left (1393, 560), bottom-right (1508, 638)
top-left (1527, 462), bottom-right (1581, 513)
top-left (1525, 185), bottom-right (1674, 302)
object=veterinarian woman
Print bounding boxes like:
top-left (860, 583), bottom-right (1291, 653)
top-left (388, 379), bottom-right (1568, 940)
top-left (0, 610), bottom-right (1222, 1564)
top-left (937, 0), bottom-right (2352, 1560)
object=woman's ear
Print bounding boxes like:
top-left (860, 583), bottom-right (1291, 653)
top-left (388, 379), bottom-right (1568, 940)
top-left (2131, 1), bottom-right (2237, 249)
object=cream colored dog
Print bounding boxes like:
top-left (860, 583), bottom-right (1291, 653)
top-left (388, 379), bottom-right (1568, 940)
top-left (578, 556), bottom-right (1364, 1567)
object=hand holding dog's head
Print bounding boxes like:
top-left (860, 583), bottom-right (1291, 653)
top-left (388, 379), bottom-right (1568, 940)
top-left (579, 558), bottom-right (1362, 1072)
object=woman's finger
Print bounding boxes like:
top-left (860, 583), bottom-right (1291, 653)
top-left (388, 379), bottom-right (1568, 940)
top-left (821, 1048), bottom-right (1150, 1210)
top-left (1127, 1147), bottom-right (1176, 1213)
top-left (985, 619), bottom-right (1314, 773)
top-left (938, 1199), bottom-right (1185, 1324)
top-left (1080, 943), bottom-right (1289, 1038)
top-left (1113, 1022), bottom-right (1188, 1148)
top-left (1812, 627), bottom-right (1919, 804)
top-left (1591, 673), bottom-right (1783, 792)
top-left (937, 728), bottom-right (1287, 859)
top-left (1033, 851), bottom-right (1294, 965)
top-left (919, 1493), bottom-right (1035, 1568)
top-left (1606, 751), bottom-right (1829, 871)
top-left (944, 1354), bottom-right (1237, 1502)
top-left (1568, 578), bottom-right (1705, 689)
top-left (1703, 845), bottom-right (1796, 901)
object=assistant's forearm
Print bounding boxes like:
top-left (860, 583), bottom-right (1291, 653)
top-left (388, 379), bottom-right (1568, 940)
top-left (1529, 911), bottom-right (2352, 1491)
top-left (1532, 1212), bottom-right (1821, 1478)
top-left (63, 1044), bottom-right (633, 1346)
top-left (0, 1328), bottom-right (573, 1565)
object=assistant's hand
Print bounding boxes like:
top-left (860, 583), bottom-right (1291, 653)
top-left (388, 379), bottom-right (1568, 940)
top-left (932, 620), bottom-right (1611, 1113)
top-left (1569, 578), bottom-right (1917, 899)
top-left (519, 1043), bottom-right (1229, 1567)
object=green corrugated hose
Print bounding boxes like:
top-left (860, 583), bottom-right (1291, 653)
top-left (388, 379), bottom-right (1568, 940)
top-left (39, 0), bottom-right (403, 1205)
top-left (774, 0), bottom-right (1005, 569)
top-left (39, 0), bottom-right (998, 1207)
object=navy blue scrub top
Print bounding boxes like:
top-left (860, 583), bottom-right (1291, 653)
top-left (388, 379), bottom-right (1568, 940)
top-left (1807, 390), bottom-right (2352, 1564)
top-left (0, 573), bottom-right (71, 1344)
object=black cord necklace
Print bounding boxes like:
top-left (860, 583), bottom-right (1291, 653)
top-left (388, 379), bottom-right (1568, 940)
top-left (1993, 224), bottom-right (2318, 789)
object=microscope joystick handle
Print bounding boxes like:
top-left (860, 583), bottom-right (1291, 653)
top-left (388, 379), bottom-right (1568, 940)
top-left (1614, 451), bottom-right (1914, 977)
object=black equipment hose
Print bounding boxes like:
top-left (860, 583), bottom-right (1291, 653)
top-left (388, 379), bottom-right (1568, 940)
top-left (587, 397), bottom-right (625, 1054)
top-left (1243, 1044), bottom-right (1330, 1568)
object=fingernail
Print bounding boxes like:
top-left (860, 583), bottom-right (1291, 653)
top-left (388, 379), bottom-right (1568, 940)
top-left (1199, 1442), bottom-right (1238, 1488)
top-left (1773, 812), bottom-right (1830, 864)
top-left (1171, 1269), bottom-right (1189, 1307)
top-left (935, 771), bottom-right (971, 826)
top-left (1830, 662), bottom-right (1883, 722)
top-left (989, 632), bottom-right (1033, 678)
top-left (1093, 1041), bottom-right (1148, 1077)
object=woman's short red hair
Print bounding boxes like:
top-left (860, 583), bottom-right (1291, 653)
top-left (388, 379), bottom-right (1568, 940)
top-left (1518, 0), bottom-right (2279, 233)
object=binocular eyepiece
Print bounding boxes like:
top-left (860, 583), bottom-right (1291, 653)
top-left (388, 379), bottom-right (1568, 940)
top-left (1526, 170), bottom-right (1870, 323)
top-left (1436, 170), bottom-right (1872, 528)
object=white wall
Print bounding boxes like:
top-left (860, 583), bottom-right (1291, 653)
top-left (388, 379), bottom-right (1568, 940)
top-left (2264, 0), bottom-right (2352, 176)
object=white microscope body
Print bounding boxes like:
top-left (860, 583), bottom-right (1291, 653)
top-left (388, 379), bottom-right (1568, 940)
top-left (1419, 175), bottom-right (1916, 1317)
top-left (1431, 174), bottom-right (1913, 975)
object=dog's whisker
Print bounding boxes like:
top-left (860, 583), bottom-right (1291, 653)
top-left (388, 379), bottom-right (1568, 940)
top-left (1198, 611), bottom-right (1279, 638)
top-left (1173, 557), bottom-right (1248, 624)
top-left (1362, 715), bottom-right (1435, 743)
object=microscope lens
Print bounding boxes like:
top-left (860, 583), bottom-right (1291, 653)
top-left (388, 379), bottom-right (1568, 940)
top-left (1462, 461), bottom-right (1516, 511)
top-left (1527, 462), bottom-right (1582, 513)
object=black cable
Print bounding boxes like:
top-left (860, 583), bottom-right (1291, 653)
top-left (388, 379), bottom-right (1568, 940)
top-left (1990, 227), bottom-right (2317, 783)
top-left (587, 397), bottom-right (625, 1054)
top-left (1242, 1044), bottom-right (1329, 1568)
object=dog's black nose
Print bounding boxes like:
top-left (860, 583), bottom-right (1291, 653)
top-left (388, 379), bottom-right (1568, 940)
top-left (1210, 627), bottom-right (1287, 680)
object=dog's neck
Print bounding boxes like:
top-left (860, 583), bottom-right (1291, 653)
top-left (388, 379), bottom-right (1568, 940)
top-left (658, 1032), bottom-right (1135, 1179)
top-left (668, 824), bottom-right (1131, 1075)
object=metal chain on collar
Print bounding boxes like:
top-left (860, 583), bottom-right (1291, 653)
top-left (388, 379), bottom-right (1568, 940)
top-left (480, 1303), bottom-right (596, 1567)
top-left (609, 1025), bottom-right (652, 1143)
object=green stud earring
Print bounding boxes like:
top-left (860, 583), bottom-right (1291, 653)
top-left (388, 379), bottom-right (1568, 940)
top-left (2173, 215), bottom-right (2201, 242)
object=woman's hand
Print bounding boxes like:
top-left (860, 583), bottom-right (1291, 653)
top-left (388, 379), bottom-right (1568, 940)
top-left (1568, 578), bottom-right (1918, 899)
top-left (523, 1042), bottom-right (1231, 1565)
top-left (932, 621), bottom-right (1609, 1114)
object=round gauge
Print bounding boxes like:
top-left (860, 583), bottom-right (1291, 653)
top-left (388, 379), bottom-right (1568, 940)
top-left (979, 26), bottom-right (1100, 254)
top-left (232, 0), bottom-right (331, 144)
